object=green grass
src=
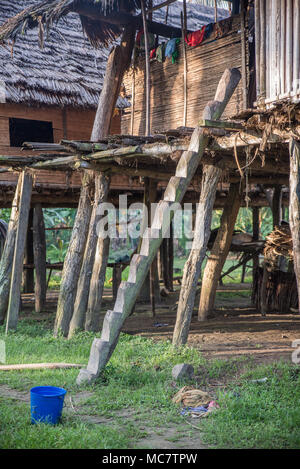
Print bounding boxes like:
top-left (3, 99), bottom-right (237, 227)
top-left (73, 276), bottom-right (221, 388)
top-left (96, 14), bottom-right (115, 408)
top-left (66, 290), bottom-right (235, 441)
top-left (0, 320), bottom-right (299, 449)
top-left (201, 363), bottom-right (300, 449)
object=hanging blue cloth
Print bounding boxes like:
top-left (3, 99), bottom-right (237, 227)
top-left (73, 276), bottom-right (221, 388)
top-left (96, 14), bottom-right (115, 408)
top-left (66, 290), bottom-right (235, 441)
top-left (165, 38), bottom-right (179, 58)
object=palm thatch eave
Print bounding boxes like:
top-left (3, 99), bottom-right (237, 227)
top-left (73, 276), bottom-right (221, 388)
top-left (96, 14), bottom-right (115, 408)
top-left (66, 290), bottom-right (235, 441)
top-left (0, 0), bottom-right (151, 48)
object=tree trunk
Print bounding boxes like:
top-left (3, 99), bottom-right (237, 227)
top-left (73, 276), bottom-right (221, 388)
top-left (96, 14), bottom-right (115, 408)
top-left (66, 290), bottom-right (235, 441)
top-left (0, 175), bottom-right (22, 325)
top-left (33, 203), bottom-right (47, 313)
top-left (54, 172), bottom-right (94, 337)
top-left (198, 183), bottom-right (242, 321)
top-left (6, 172), bottom-right (33, 332)
top-left (289, 138), bottom-right (300, 311)
top-left (68, 173), bottom-right (110, 338)
top-left (91, 27), bottom-right (135, 141)
top-left (172, 164), bottom-right (222, 346)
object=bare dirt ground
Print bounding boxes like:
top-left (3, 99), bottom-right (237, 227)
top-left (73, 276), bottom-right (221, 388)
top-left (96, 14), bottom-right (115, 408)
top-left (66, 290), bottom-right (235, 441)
top-left (21, 284), bottom-right (300, 366)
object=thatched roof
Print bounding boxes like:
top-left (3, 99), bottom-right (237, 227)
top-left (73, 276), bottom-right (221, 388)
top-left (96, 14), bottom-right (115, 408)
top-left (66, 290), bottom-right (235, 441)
top-left (0, 0), bottom-right (151, 48)
top-left (0, 0), bottom-right (131, 109)
top-left (0, 0), bottom-right (228, 109)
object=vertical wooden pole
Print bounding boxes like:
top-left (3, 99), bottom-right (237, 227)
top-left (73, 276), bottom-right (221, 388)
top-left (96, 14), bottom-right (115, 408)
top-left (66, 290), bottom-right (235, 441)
top-left (0, 175), bottom-right (22, 325)
top-left (240, 0), bottom-right (248, 109)
top-left (255, 0), bottom-right (261, 99)
top-left (289, 138), bottom-right (300, 311)
top-left (6, 171), bottom-right (33, 332)
top-left (280, 0), bottom-right (286, 97)
top-left (172, 164), bottom-right (223, 347)
top-left (68, 173), bottom-right (110, 338)
top-left (293, 0), bottom-right (300, 97)
top-left (141, 0), bottom-right (151, 136)
top-left (259, 0), bottom-right (266, 99)
top-left (23, 208), bottom-right (34, 294)
top-left (91, 27), bottom-right (135, 141)
top-left (286, 0), bottom-right (293, 95)
top-left (272, 185), bottom-right (282, 228)
top-left (54, 172), bottom-right (94, 337)
top-left (85, 236), bottom-right (111, 332)
top-left (168, 221), bottom-right (174, 292)
top-left (33, 203), bottom-right (47, 313)
top-left (198, 183), bottom-right (242, 322)
top-left (252, 206), bottom-right (260, 287)
top-left (181, 6), bottom-right (188, 127)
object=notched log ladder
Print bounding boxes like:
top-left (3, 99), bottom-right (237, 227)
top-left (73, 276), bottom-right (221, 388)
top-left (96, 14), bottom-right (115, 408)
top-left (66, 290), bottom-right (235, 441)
top-left (77, 68), bottom-right (241, 385)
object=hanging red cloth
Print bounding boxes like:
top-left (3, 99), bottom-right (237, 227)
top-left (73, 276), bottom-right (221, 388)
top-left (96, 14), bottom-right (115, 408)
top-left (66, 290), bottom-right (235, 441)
top-left (150, 48), bottom-right (156, 59)
top-left (185, 26), bottom-right (206, 48)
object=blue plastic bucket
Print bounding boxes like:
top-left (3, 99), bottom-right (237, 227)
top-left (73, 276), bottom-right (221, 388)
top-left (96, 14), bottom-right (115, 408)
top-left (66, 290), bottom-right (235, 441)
top-left (30, 386), bottom-right (67, 425)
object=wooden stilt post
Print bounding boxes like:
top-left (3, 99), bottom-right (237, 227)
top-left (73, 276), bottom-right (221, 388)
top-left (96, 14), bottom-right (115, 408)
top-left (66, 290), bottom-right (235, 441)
top-left (91, 27), bottom-right (135, 141)
top-left (272, 184), bottom-right (282, 228)
top-left (85, 236), bottom-right (111, 332)
top-left (23, 208), bottom-right (34, 293)
top-left (198, 183), bottom-right (242, 322)
top-left (289, 139), bottom-right (300, 312)
top-left (54, 172), bottom-right (94, 337)
top-left (33, 203), bottom-right (47, 313)
top-left (252, 206), bottom-right (260, 288)
top-left (0, 175), bottom-right (22, 325)
top-left (172, 164), bottom-right (223, 346)
top-left (77, 68), bottom-right (241, 385)
top-left (6, 171), bottom-right (33, 332)
top-left (113, 265), bottom-right (122, 302)
top-left (168, 221), bottom-right (174, 292)
top-left (68, 173), bottom-right (110, 338)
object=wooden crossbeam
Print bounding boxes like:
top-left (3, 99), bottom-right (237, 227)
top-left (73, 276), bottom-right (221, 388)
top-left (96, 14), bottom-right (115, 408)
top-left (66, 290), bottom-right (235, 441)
top-left (198, 119), bottom-right (244, 131)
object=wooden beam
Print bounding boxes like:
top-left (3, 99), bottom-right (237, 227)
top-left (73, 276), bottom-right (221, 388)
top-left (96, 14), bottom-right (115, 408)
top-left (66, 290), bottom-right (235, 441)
top-left (198, 183), bottom-right (242, 321)
top-left (0, 174), bottom-right (22, 325)
top-left (33, 203), bottom-right (47, 313)
top-left (141, 0), bottom-right (151, 137)
top-left (54, 172), bottom-right (94, 337)
top-left (289, 139), bottom-right (300, 312)
top-left (68, 172), bottom-right (110, 338)
top-left (172, 164), bottom-right (223, 346)
top-left (6, 172), bottom-right (33, 332)
top-left (91, 27), bottom-right (135, 141)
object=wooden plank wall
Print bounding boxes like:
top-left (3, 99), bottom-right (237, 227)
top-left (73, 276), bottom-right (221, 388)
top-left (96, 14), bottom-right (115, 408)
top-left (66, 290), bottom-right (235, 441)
top-left (0, 104), bottom-right (121, 192)
top-left (122, 17), bottom-right (245, 135)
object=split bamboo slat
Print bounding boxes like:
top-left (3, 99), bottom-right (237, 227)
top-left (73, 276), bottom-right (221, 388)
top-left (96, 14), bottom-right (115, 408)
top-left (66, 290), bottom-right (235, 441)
top-left (256, 0), bottom-right (300, 106)
top-left (122, 17), bottom-right (245, 135)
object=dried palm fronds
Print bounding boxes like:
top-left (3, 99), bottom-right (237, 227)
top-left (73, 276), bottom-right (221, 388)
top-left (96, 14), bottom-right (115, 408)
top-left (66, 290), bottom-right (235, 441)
top-left (0, 0), bottom-right (151, 47)
top-left (264, 224), bottom-right (293, 261)
top-left (172, 386), bottom-right (213, 407)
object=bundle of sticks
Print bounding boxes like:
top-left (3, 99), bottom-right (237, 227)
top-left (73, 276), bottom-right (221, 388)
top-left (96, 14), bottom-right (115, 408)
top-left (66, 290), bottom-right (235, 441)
top-left (264, 224), bottom-right (293, 260)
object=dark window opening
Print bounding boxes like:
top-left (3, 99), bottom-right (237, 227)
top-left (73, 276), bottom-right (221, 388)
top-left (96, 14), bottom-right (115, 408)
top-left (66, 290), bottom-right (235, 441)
top-left (9, 118), bottom-right (54, 147)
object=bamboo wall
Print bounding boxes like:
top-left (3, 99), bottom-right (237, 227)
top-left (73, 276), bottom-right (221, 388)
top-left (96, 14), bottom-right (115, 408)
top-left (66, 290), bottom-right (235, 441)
top-left (255, 0), bottom-right (300, 106)
top-left (122, 17), bottom-right (245, 135)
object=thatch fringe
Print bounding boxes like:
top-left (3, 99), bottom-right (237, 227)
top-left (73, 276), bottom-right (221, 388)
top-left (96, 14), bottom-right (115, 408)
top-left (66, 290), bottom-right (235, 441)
top-left (0, 0), bottom-right (151, 47)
